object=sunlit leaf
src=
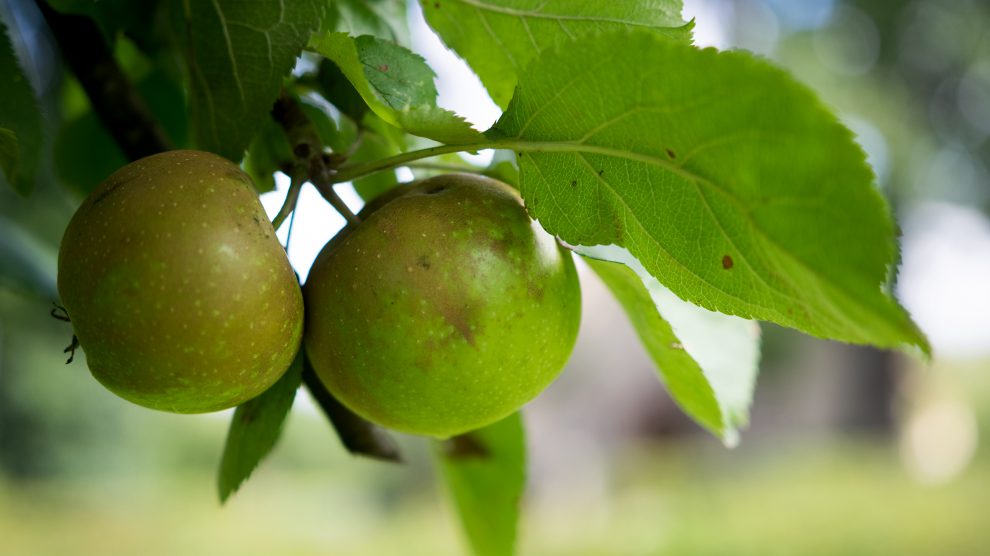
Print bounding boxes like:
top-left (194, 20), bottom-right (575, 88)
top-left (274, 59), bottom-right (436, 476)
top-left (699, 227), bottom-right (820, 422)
top-left (436, 413), bottom-right (525, 556)
top-left (326, 0), bottom-right (410, 46)
top-left (420, 0), bottom-right (692, 107)
top-left (491, 31), bottom-right (927, 352)
top-left (309, 32), bottom-right (484, 144)
top-left (582, 248), bottom-right (760, 444)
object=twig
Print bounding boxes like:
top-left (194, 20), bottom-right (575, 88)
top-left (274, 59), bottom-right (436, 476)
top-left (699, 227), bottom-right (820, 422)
top-left (301, 356), bottom-right (402, 463)
top-left (36, 0), bottom-right (171, 160)
top-left (272, 92), bottom-right (360, 226)
top-left (271, 171), bottom-right (305, 232)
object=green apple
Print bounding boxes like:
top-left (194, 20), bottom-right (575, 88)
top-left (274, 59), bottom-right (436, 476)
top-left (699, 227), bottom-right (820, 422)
top-left (57, 150), bottom-right (303, 413)
top-left (304, 173), bottom-right (581, 437)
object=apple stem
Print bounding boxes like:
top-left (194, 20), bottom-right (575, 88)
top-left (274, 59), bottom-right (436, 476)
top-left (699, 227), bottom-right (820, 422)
top-left (271, 171), bottom-right (305, 232)
top-left (272, 92), bottom-right (362, 227)
top-left (311, 166), bottom-right (362, 227)
top-left (331, 142), bottom-right (493, 185)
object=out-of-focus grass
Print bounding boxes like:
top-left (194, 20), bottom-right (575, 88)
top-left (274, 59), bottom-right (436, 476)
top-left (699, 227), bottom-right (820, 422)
top-left (546, 442), bottom-right (990, 556)
top-left (1, 414), bottom-right (986, 556)
top-left (3, 288), bottom-right (988, 555)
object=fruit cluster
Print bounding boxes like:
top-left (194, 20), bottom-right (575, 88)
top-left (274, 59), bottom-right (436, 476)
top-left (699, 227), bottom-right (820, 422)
top-left (58, 150), bottom-right (581, 437)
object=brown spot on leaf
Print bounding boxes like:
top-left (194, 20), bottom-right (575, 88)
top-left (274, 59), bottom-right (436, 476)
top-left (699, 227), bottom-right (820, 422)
top-left (378, 64), bottom-right (389, 72)
top-left (416, 255), bottom-right (431, 270)
top-left (444, 433), bottom-right (490, 460)
top-left (570, 180), bottom-right (577, 187)
top-left (665, 148), bottom-right (677, 159)
top-left (722, 255), bottom-right (734, 270)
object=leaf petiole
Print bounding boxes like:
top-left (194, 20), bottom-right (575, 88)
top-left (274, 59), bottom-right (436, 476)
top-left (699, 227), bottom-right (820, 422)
top-left (330, 142), bottom-right (495, 184)
top-left (405, 161), bottom-right (486, 174)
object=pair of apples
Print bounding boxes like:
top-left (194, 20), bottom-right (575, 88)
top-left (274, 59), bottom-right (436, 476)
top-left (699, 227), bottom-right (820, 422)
top-left (57, 151), bottom-right (581, 437)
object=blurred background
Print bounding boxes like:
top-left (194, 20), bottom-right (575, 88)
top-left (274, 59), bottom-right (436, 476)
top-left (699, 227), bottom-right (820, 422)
top-left (1, 0), bottom-right (989, 554)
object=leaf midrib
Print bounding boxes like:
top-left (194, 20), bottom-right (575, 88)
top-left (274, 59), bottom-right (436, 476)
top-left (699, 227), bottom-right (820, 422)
top-left (498, 138), bottom-right (895, 335)
top-left (449, 0), bottom-right (681, 28)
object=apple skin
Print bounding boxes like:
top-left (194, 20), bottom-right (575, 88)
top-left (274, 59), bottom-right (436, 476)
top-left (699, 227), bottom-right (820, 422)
top-left (57, 150), bottom-right (303, 413)
top-left (303, 173), bottom-right (581, 438)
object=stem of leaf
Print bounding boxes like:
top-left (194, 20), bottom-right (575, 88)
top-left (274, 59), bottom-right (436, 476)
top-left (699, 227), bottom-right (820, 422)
top-left (271, 171), bottom-right (305, 232)
top-left (331, 142), bottom-right (494, 184)
top-left (333, 138), bottom-right (692, 186)
top-left (405, 161), bottom-right (485, 174)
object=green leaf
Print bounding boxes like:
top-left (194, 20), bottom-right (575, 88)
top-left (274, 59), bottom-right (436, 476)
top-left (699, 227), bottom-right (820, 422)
top-left (217, 351), bottom-right (303, 503)
top-left (242, 116), bottom-right (292, 193)
top-left (180, 0), bottom-right (327, 160)
top-left (490, 31), bottom-right (927, 352)
top-left (241, 97), bottom-right (341, 193)
top-left (349, 130), bottom-right (401, 202)
top-left (55, 70), bottom-right (187, 196)
top-left (309, 33), bottom-right (484, 144)
top-left (582, 249), bottom-right (760, 444)
top-left (326, 0), bottom-right (410, 46)
top-left (46, 0), bottom-right (147, 41)
top-left (483, 150), bottom-right (519, 185)
top-left (0, 128), bottom-right (17, 182)
top-left (435, 413), bottom-right (525, 556)
top-left (420, 0), bottom-right (692, 108)
top-left (0, 23), bottom-right (43, 195)
top-left (298, 96), bottom-right (341, 151)
top-left (53, 111), bottom-right (127, 197)
top-left (317, 58), bottom-right (371, 126)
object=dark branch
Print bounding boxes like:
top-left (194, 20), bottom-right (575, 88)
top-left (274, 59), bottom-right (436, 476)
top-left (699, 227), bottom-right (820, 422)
top-left (36, 1), bottom-right (171, 160)
top-left (301, 355), bottom-right (401, 463)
